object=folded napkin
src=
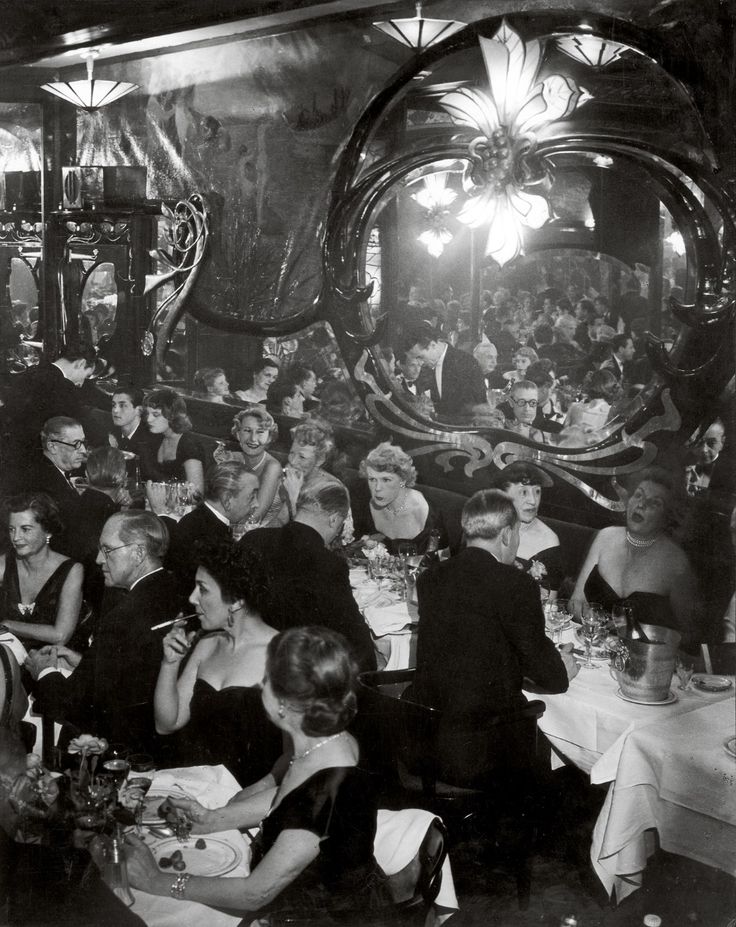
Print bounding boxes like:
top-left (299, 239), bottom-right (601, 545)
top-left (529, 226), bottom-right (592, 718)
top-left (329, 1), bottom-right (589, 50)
top-left (349, 567), bottom-right (369, 587)
top-left (375, 808), bottom-right (458, 924)
top-left (0, 632), bottom-right (27, 666)
top-left (364, 601), bottom-right (414, 636)
top-left (354, 583), bottom-right (393, 609)
top-left (149, 764), bottom-right (241, 808)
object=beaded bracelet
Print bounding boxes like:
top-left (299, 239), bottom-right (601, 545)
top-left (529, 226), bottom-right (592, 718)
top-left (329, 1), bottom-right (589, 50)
top-left (170, 872), bottom-right (192, 900)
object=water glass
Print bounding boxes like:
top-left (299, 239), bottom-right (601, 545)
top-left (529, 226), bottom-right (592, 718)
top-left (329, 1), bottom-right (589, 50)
top-left (675, 655), bottom-right (694, 691)
top-left (580, 602), bottom-right (604, 669)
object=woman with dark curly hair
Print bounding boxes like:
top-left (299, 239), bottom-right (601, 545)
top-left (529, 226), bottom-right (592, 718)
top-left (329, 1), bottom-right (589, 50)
top-left (129, 626), bottom-right (389, 920)
top-left (153, 539), bottom-right (282, 784)
top-left (0, 493), bottom-right (83, 648)
top-left (570, 467), bottom-right (700, 642)
top-left (141, 388), bottom-right (207, 493)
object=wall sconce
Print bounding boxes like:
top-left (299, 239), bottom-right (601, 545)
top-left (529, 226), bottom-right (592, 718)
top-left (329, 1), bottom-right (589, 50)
top-left (411, 172), bottom-right (457, 257)
top-left (438, 21), bottom-right (592, 266)
top-left (373, 1), bottom-right (466, 51)
top-left (666, 231), bottom-right (686, 256)
top-left (41, 50), bottom-right (138, 113)
top-left (556, 34), bottom-right (627, 68)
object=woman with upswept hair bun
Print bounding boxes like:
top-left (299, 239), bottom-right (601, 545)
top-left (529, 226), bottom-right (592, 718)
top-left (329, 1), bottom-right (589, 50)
top-left (129, 626), bottom-right (390, 920)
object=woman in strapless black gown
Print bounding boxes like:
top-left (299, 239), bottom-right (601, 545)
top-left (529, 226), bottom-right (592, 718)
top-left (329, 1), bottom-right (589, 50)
top-left (153, 539), bottom-right (281, 785)
top-left (570, 467), bottom-right (699, 642)
top-left (128, 627), bottom-right (390, 920)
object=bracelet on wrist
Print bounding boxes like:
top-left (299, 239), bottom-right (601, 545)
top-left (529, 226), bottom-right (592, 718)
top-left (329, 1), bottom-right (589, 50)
top-left (170, 872), bottom-right (191, 900)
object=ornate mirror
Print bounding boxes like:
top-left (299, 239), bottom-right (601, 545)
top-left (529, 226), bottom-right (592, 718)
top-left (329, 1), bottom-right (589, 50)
top-left (322, 13), bottom-right (735, 509)
top-left (80, 261), bottom-right (118, 346)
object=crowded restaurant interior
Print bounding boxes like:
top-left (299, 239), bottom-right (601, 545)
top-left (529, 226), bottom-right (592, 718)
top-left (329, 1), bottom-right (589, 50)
top-left (0, 1), bottom-right (735, 925)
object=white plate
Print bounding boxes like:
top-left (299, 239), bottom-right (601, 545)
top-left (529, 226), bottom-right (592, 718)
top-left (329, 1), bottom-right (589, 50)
top-left (692, 674), bottom-right (733, 693)
top-left (546, 618), bottom-right (572, 632)
top-left (724, 736), bottom-right (736, 759)
top-left (140, 790), bottom-right (189, 825)
top-left (152, 835), bottom-right (242, 877)
top-left (616, 688), bottom-right (677, 706)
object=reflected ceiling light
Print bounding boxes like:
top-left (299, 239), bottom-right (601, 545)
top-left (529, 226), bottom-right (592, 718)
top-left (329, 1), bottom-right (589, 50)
top-left (373, 1), bottom-right (466, 51)
top-left (666, 231), bottom-right (686, 256)
top-left (438, 21), bottom-right (592, 266)
top-left (41, 50), bottom-right (138, 113)
top-left (556, 34), bottom-right (627, 68)
top-left (412, 172), bottom-right (457, 258)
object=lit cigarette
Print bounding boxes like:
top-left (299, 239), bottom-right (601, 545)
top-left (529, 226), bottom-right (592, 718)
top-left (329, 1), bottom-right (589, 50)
top-left (151, 614), bottom-right (199, 631)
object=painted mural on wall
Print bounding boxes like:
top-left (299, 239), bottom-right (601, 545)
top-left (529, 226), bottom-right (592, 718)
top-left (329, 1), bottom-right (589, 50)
top-left (75, 24), bottom-right (395, 326)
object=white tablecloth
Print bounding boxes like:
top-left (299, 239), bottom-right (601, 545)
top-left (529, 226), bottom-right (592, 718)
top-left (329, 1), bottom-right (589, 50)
top-left (591, 696), bottom-right (736, 901)
top-left (351, 571), bottom-right (418, 671)
top-left (133, 766), bottom-right (459, 927)
top-left (131, 765), bottom-right (248, 927)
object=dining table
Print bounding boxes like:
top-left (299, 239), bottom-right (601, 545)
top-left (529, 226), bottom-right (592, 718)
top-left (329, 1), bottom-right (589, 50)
top-left (350, 565), bottom-right (419, 670)
top-left (522, 625), bottom-right (736, 902)
top-left (126, 763), bottom-right (459, 927)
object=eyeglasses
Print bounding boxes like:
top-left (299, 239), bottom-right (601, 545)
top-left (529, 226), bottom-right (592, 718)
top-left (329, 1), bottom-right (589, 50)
top-left (50, 438), bottom-right (87, 450)
top-left (98, 542), bottom-right (139, 560)
top-left (511, 398), bottom-right (538, 409)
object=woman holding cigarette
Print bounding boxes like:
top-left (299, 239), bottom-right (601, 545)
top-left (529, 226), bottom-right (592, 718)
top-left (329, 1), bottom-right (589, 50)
top-left (154, 539), bottom-right (282, 785)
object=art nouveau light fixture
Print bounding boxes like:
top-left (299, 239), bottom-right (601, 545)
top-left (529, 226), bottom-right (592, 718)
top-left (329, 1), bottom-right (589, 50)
top-left (438, 21), bottom-right (592, 266)
top-left (411, 172), bottom-right (457, 257)
top-left (556, 34), bottom-right (627, 68)
top-left (373, 1), bottom-right (466, 51)
top-left (41, 50), bottom-right (138, 113)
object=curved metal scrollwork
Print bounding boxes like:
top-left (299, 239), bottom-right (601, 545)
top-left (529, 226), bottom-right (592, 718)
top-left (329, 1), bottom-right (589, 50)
top-left (322, 12), bottom-right (735, 506)
top-left (141, 193), bottom-right (209, 368)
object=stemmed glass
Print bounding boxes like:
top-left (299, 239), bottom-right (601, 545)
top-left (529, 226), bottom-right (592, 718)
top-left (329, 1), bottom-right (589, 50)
top-left (545, 599), bottom-right (569, 647)
top-left (580, 602), bottom-right (605, 669)
top-left (397, 542), bottom-right (418, 601)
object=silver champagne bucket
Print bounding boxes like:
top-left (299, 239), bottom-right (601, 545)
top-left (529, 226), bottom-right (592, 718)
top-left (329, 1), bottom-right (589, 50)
top-left (611, 624), bottom-right (681, 702)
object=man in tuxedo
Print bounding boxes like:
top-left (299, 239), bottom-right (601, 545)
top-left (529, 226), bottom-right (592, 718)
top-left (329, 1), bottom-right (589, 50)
top-left (109, 386), bottom-right (157, 456)
top-left (1, 347), bottom-right (98, 468)
top-left (600, 333), bottom-right (635, 383)
top-left (26, 511), bottom-right (181, 756)
top-left (403, 323), bottom-right (486, 422)
top-left (473, 340), bottom-right (506, 390)
top-left (165, 461), bottom-right (258, 590)
top-left (413, 489), bottom-right (577, 784)
top-left (240, 479), bottom-right (376, 671)
top-left (10, 417), bottom-right (88, 559)
top-left (686, 419), bottom-right (726, 496)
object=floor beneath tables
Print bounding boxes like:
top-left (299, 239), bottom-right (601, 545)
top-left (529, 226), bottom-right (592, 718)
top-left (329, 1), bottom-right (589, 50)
top-left (394, 765), bottom-right (736, 927)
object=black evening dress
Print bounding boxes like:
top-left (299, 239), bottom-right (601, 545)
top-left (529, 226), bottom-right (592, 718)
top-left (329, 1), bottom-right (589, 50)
top-left (248, 765), bottom-right (390, 922)
top-left (585, 564), bottom-right (676, 632)
top-left (171, 680), bottom-right (282, 787)
top-left (0, 551), bottom-right (85, 649)
top-left (139, 432), bottom-right (208, 482)
top-left (515, 545), bottom-right (564, 593)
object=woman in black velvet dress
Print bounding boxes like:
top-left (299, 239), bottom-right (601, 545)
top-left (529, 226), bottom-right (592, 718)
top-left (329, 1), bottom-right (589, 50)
top-left (570, 467), bottom-right (699, 643)
top-left (128, 626), bottom-right (389, 920)
top-left (491, 461), bottom-right (563, 599)
top-left (153, 540), bottom-right (282, 786)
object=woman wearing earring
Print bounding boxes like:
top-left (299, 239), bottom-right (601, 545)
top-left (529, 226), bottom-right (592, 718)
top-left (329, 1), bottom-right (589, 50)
top-left (0, 492), bottom-right (83, 648)
top-left (153, 539), bottom-right (282, 785)
top-left (352, 441), bottom-right (443, 555)
top-left (128, 626), bottom-right (389, 920)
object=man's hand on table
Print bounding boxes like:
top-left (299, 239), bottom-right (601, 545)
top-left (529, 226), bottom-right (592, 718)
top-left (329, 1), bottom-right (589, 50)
top-left (559, 642), bottom-right (581, 682)
top-left (24, 648), bottom-right (58, 679)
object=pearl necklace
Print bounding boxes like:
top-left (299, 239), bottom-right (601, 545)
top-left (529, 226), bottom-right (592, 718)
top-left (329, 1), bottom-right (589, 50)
top-left (384, 491), bottom-right (409, 519)
top-left (289, 731), bottom-right (345, 766)
top-left (626, 530), bottom-right (659, 550)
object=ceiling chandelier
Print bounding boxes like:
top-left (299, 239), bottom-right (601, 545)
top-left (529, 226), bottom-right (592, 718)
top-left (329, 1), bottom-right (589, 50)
top-left (41, 50), bottom-right (138, 113)
top-left (373, 1), bottom-right (466, 52)
top-left (556, 34), bottom-right (628, 68)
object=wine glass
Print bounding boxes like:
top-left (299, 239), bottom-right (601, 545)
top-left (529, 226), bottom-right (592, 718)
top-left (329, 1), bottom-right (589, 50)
top-left (545, 601), bottom-right (566, 647)
top-left (580, 602), bottom-right (604, 669)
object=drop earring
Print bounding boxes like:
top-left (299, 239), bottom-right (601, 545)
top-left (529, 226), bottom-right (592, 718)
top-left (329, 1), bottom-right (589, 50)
top-left (278, 701), bottom-right (286, 719)
top-left (227, 609), bottom-right (235, 629)
top-left (46, 536), bottom-right (51, 545)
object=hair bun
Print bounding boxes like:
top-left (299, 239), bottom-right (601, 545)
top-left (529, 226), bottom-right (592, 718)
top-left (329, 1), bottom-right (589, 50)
top-left (303, 691), bottom-right (357, 737)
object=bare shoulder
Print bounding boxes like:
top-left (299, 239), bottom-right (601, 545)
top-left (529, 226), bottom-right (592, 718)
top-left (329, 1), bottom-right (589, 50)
top-left (536, 519), bottom-right (560, 548)
top-left (657, 536), bottom-right (691, 569)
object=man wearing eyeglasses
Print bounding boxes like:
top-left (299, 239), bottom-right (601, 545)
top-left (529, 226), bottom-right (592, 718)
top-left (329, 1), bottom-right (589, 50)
top-left (10, 416), bottom-right (89, 558)
top-left (505, 380), bottom-right (546, 443)
top-left (26, 511), bottom-right (181, 757)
